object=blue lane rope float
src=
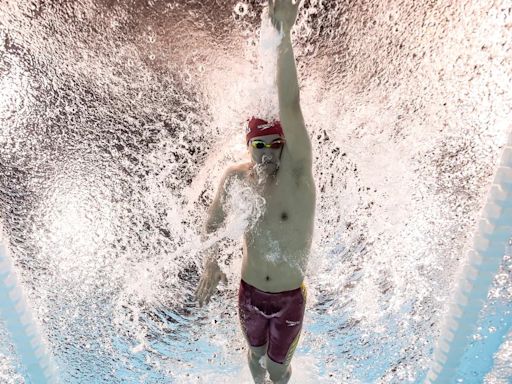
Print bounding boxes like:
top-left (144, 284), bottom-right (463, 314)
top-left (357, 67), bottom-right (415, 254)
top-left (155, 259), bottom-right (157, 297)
top-left (0, 240), bottom-right (60, 384)
top-left (425, 134), bottom-right (512, 383)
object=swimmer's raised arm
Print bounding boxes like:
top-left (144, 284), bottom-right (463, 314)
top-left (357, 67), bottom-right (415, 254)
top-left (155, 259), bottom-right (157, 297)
top-left (269, 0), bottom-right (312, 172)
top-left (195, 167), bottom-right (236, 307)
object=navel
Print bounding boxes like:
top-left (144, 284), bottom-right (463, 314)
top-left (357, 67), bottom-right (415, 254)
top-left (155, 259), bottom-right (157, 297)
top-left (266, 276), bottom-right (270, 281)
top-left (281, 212), bottom-right (288, 221)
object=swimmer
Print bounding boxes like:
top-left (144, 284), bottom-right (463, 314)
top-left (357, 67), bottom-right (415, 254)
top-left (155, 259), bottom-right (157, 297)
top-left (195, 1), bottom-right (315, 383)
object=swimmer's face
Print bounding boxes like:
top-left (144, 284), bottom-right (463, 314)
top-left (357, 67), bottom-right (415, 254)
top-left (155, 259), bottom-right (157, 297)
top-left (248, 134), bottom-right (285, 175)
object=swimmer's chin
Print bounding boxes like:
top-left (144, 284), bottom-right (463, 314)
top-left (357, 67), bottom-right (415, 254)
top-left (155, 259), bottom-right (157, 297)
top-left (255, 162), bottom-right (278, 175)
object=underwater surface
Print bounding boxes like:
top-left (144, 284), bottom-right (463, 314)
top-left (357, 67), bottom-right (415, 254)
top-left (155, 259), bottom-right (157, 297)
top-left (1, 0), bottom-right (512, 383)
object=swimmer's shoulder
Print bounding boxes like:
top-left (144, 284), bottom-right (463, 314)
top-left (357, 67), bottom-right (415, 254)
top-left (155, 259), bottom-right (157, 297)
top-left (225, 162), bottom-right (252, 181)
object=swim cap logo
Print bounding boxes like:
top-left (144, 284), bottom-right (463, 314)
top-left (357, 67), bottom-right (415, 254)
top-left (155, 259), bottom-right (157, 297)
top-left (257, 122), bottom-right (274, 130)
top-left (246, 117), bottom-right (284, 143)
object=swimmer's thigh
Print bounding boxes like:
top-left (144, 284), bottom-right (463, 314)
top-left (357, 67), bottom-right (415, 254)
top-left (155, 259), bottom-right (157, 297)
top-left (238, 281), bottom-right (269, 347)
top-left (267, 288), bottom-right (306, 365)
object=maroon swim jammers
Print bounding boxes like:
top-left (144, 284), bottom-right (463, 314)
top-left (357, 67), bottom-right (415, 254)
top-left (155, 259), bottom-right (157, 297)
top-left (238, 279), bottom-right (307, 365)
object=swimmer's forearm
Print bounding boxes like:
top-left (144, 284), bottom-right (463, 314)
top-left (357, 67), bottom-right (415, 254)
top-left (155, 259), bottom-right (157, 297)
top-left (277, 32), bottom-right (300, 110)
top-left (200, 226), bottom-right (221, 264)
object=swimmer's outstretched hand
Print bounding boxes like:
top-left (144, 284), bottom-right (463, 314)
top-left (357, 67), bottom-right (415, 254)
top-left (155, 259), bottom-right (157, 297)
top-left (268, 0), bottom-right (301, 33)
top-left (195, 258), bottom-right (227, 307)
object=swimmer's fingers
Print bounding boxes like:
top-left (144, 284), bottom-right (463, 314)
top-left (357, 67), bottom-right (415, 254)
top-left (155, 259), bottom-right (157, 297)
top-left (204, 277), bottom-right (216, 297)
top-left (195, 283), bottom-right (204, 307)
top-left (204, 273), bottom-right (225, 305)
top-left (194, 277), bottom-right (201, 296)
top-left (204, 283), bottom-right (216, 305)
top-left (197, 267), bottom-right (227, 306)
top-left (195, 275), bottom-right (210, 306)
top-left (197, 275), bottom-right (214, 306)
top-left (195, 275), bottom-right (205, 298)
top-left (204, 290), bottom-right (211, 305)
top-left (198, 286), bottom-right (210, 307)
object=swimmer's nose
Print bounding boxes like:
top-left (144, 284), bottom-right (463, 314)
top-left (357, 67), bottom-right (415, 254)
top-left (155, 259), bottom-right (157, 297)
top-left (262, 154), bottom-right (272, 163)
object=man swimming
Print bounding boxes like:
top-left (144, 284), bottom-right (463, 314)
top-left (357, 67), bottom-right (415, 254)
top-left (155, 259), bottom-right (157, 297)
top-left (195, 1), bottom-right (315, 383)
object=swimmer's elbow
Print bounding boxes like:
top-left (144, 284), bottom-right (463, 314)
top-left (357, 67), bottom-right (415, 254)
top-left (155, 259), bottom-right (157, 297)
top-left (204, 213), bottom-right (224, 236)
top-left (204, 220), bottom-right (218, 235)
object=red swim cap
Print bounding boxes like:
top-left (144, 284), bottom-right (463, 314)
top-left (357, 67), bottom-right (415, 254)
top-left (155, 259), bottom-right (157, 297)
top-left (246, 117), bottom-right (285, 144)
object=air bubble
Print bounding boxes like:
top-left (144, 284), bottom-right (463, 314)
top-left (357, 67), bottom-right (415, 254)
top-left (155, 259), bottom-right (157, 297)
top-left (234, 2), bottom-right (249, 17)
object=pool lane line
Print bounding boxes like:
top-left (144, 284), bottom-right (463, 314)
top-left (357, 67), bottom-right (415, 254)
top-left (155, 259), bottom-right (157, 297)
top-left (0, 240), bottom-right (60, 384)
top-left (425, 137), bottom-right (512, 383)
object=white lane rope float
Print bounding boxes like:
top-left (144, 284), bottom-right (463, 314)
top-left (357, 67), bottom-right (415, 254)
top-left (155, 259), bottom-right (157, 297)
top-left (0, 238), bottom-right (59, 384)
top-left (425, 134), bottom-right (512, 383)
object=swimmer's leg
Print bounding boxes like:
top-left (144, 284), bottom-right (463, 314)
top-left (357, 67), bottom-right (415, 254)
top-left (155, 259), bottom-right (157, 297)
top-left (266, 357), bottom-right (292, 384)
top-left (238, 280), bottom-right (270, 383)
top-left (266, 284), bottom-right (306, 384)
top-left (247, 343), bottom-right (268, 384)
top-left (266, 320), bottom-right (301, 384)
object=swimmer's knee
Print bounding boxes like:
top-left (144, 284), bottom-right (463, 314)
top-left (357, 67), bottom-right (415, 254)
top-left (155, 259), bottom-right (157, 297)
top-left (248, 343), bottom-right (267, 360)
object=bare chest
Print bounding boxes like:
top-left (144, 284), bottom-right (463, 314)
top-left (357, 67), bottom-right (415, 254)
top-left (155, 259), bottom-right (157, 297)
top-left (250, 171), bottom-right (315, 233)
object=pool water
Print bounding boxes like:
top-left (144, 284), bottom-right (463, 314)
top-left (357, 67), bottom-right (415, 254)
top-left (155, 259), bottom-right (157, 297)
top-left (0, 1), bottom-right (511, 383)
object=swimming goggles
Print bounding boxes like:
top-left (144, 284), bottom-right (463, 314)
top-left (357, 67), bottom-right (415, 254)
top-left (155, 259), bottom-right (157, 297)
top-left (250, 139), bottom-right (286, 149)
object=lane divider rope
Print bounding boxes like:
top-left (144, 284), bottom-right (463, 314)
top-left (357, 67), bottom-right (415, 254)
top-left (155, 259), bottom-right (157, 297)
top-left (0, 240), bottom-right (59, 384)
top-left (425, 135), bottom-right (512, 383)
